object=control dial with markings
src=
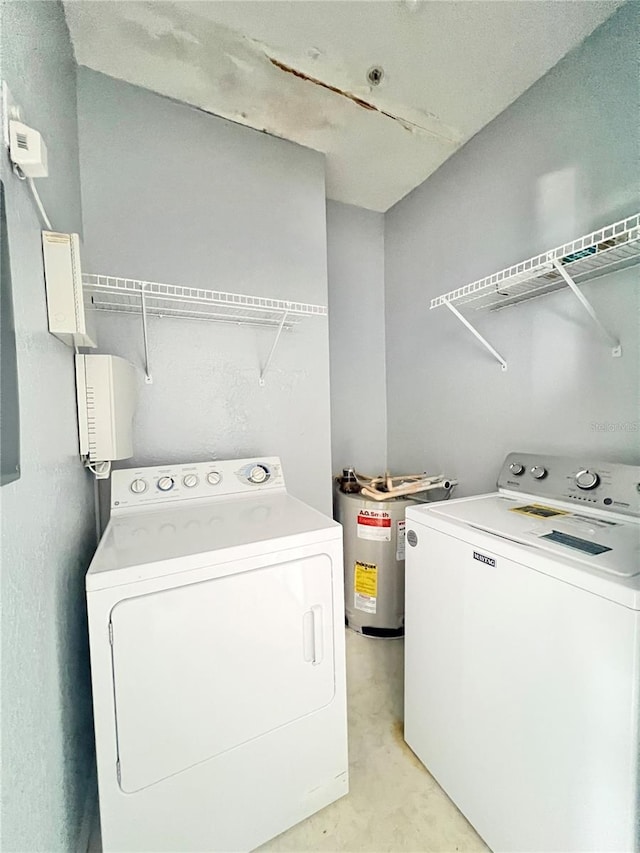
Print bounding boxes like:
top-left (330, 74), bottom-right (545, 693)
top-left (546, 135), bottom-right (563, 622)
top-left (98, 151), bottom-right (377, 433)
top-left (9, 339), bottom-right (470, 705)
top-left (157, 476), bottom-right (174, 492)
top-left (130, 478), bottom-right (148, 494)
top-left (183, 474), bottom-right (199, 489)
top-left (249, 465), bottom-right (269, 484)
top-left (509, 463), bottom-right (524, 476)
top-left (575, 469), bottom-right (600, 490)
top-left (207, 471), bottom-right (222, 486)
top-left (530, 466), bottom-right (548, 480)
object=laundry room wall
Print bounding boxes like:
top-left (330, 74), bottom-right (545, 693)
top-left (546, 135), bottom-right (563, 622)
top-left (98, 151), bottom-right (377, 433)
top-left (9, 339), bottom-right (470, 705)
top-left (385, 3), bottom-right (640, 497)
top-left (0, 2), bottom-right (97, 850)
top-left (326, 200), bottom-right (387, 477)
top-left (76, 68), bottom-right (333, 514)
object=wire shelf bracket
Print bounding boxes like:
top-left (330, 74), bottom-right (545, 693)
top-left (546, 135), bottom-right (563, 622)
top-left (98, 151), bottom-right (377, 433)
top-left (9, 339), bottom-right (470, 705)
top-left (139, 282), bottom-right (153, 383)
top-left (259, 309), bottom-right (289, 386)
top-left (444, 300), bottom-right (507, 371)
top-left (429, 212), bottom-right (639, 366)
top-left (551, 259), bottom-right (621, 357)
top-left (82, 275), bottom-right (328, 385)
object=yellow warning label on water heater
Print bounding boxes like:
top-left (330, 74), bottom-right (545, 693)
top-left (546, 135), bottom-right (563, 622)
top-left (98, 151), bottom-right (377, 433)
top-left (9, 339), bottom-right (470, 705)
top-left (354, 561), bottom-right (378, 614)
top-left (354, 561), bottom-right (378, 597)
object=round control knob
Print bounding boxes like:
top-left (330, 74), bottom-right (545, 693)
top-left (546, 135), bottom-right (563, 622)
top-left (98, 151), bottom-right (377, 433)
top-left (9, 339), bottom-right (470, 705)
top-left (530, 466), bottom-right (548, 480)
top-left (157, 476), bottom-right (174, 492)
top-left (130, 478), bottom-right (148, 494)
top-left (207, 471), bottom-right (222, 486)
top-left (509, 463), bottom-right (525, 476)
top-left (249, 465), bottom-right (268, 484)
top-left (575, 469), bottom-right (600, 491)
top-left (183, 474), bottom-right (199, 489)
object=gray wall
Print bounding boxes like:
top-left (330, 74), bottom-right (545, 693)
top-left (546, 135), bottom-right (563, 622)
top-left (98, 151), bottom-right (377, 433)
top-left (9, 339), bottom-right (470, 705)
top-left (327, 201), bottom-right (387, 476)
top-left (0, 2), bottom-right (96, 849)
top-left (76, 69), bottom-right (333, 514)
top-left (385, 4), bottom-right (640, 497)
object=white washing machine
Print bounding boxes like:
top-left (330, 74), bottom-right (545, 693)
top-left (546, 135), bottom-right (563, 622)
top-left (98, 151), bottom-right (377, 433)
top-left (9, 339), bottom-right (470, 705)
top-left (86, 457), bottom-right (348, 853)
top-left (404, 452), bottom-right (640, 853)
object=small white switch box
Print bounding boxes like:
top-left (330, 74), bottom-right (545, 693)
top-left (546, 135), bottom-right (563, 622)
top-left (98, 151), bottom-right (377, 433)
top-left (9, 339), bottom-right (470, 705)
top-left (9, 119), bottom-right (48, 177)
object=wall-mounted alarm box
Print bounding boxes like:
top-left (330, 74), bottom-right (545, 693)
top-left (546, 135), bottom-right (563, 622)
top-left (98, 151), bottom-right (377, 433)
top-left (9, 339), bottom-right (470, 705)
top-left (76, 354), bottom-right (137, 463)
top-left (9, 119), bottom-right (48, 178)
top-left (42, 231), bottom-right (97, 347)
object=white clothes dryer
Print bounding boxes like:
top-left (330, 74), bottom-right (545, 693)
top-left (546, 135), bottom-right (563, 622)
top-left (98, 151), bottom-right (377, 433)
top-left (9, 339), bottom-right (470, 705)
top-left (87, 457), bottom-right (348, 852)
top-left (404, 452), bottom-right (640, 853)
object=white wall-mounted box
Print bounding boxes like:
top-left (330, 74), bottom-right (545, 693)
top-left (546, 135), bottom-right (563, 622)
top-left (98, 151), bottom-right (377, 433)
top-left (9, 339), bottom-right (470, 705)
top-left (9, 119), bottom-right (48, 178)
top-left (42, 230), bottom-right (97, 347)
top-left (76, 354), bottom-right (137, 463)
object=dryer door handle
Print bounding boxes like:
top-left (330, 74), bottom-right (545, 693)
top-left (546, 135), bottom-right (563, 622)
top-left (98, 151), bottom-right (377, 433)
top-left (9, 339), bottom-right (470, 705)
top-left (303, 605), bottom-right (324, 665)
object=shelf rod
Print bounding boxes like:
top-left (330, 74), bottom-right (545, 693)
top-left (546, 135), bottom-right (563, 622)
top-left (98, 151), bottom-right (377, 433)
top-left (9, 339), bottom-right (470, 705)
top-left (139, 283), bottom-right (153, 383)
top-left (444, 300), bottom-right (507, 371)
top-left (551, 260), bottom-right (622, 357)
top-left (259, 309), bottom-right (289, 386)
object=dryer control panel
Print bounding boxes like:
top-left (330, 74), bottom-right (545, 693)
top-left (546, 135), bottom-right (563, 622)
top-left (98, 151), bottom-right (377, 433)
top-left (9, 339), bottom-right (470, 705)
top-left (498, 452), bottom-right (640, 518)
top-left (111, 456), bottom-right (285, 510)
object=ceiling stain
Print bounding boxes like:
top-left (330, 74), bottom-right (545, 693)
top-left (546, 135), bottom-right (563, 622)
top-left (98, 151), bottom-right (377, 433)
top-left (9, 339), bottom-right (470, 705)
top-left (268, 56), bottom-right (458, 145)
top-left (269, 57), bottom-right (377, 111)
top-left (65, 0), bottom-right (623, 210)
top-left (108, 3), bottom-right (340, 141)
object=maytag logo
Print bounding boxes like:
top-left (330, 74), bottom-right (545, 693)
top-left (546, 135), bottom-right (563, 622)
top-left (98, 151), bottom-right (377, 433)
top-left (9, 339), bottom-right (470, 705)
top-left (473, 551), bottom-right (496, 567)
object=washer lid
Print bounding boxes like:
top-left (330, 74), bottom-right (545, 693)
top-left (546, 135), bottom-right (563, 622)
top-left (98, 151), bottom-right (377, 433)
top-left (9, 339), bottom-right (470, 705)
top-left (87, 492), bottom-right (340, 591)
top-left (410, 494), bottom-right (640, 580)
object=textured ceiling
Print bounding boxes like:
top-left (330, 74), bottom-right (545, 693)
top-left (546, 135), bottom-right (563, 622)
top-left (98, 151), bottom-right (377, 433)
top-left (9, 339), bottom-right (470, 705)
top-left (64, 0), bottom-right (622, 211)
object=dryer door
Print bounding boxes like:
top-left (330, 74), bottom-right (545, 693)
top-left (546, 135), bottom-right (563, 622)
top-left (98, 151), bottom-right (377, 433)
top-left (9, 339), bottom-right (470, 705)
top-left (110, 553), bottom-right (336, 792)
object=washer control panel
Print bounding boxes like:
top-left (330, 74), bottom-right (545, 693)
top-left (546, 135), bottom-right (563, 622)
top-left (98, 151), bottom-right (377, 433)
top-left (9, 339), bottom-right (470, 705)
top-left (498, 452), bottom-right (640, 518)
top-left (111, 457), bottom-right (285, 510)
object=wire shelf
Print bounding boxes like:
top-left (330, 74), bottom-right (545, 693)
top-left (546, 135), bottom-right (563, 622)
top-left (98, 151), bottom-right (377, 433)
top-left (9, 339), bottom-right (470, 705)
top-left (430, 213), bottom-right (640, 312)
top-left (83, 275), bottom-right (327, 329)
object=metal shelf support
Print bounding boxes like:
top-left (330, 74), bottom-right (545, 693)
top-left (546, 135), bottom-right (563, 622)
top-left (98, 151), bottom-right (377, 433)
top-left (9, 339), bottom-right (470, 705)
top-left (444, 300), bottom-right (507, 371)
top-left (259, 308), bottom-right (289, 386)
top-left (551, 260), bottom-right (622, 357)
top-left (139, 283), bottom-right (153, 383)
